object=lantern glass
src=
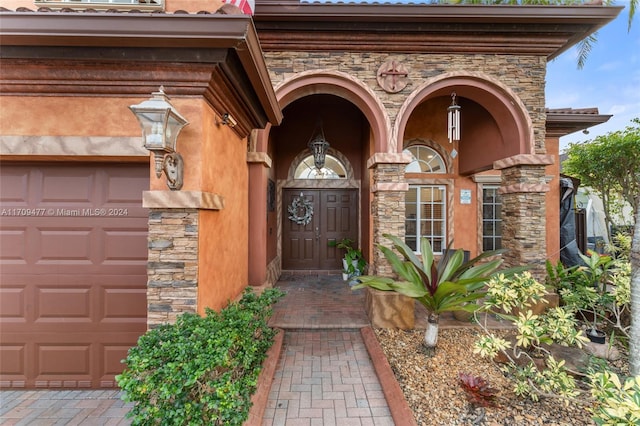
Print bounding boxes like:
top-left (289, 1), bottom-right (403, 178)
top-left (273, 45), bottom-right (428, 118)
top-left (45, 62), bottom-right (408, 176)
top-left (309, 135), bottom-right (330, 170)
top-left (129, 88), bottom-right (188, 152)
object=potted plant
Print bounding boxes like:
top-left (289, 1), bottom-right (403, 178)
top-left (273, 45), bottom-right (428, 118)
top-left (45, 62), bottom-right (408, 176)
top-left (329, 238), bottom-right (367, 281)
top-left (557, 251), bottom-right (618, 345)
top-left (353, 234), bottom-right (509, 350)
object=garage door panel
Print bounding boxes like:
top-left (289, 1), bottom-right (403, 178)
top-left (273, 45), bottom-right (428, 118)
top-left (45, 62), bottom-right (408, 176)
top-left (103, 227), bottom-right (148, 262)
top-left (102, 287), bottom-right (147, 320)
top-left (0, 344), bottom-right (26, 375)
top-left (0, 287), bottom-right (26, 319)
top-left (102, 344), bottom-right (136, 376)
top-left (0, 227), bottom-right (28, 263)
top-left (0, 163), bottom-right (148, 389)
top-left (38, 228), bottom-right (94, 263)
top-left (38, 344), bottom-right (91, 375)
top-left (39, 168), bottom-right (97, 205)
top-left (37, 287), bottom-right (92, 320)
top-left (104, 171), bottom-right (150, 205)
top-left (0, 167), bottom-right (29, 205)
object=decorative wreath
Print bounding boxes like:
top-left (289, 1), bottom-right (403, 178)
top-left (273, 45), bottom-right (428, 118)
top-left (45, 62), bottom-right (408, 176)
top-left (288, 195), bottom-right (314, 225)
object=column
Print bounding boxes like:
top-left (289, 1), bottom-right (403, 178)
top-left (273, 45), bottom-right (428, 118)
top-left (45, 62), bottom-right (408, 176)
top-left (494, 154), bottom-right (554, 279)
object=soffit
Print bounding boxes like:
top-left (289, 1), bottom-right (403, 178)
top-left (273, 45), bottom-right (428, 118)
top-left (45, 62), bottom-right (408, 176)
top-left (253, 0), bottom-right (622, 59)
top-left (0, 9), bottom-right (283, 132)
top-left (545, 107), bottom-right (612, 138)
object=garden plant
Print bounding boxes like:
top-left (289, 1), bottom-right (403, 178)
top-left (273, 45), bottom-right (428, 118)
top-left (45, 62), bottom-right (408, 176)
top-left (354, 234), bottom-right (509, 349)
top-left (472, 250), bottom-right (636, 425)
top-left (116, 288), bottom-right (284, 426)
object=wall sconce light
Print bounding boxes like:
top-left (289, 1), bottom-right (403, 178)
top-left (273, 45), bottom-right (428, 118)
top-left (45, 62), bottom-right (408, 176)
top-left (308, 119), bottom-right (330, 170)
top-left (447, 91), bottom-right (461, 143)
top-left (129, 86), bottom-right (189, 190)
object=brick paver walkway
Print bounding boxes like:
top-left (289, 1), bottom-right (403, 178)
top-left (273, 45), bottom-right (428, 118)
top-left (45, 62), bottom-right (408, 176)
top-left (263, 330), bottom-right (393, 426)
top-left (0, 389), bottom-right (132, 425)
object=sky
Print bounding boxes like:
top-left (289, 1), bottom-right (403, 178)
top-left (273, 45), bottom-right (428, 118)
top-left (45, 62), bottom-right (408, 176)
top-left (545, 0), bottom-right (640, 152)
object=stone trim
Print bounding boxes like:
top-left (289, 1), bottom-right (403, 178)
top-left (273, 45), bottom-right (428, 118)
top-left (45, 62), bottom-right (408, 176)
top-left (372, 182), bottom-right (409, 192)
top-left (367, 153), bottom-right (412, 169)
top-left (142, 190), bottom-right (224, 210)
top-left (499, 183), bottom-right (551, 194)
top-left (147, 209), bottom-right (199, 328)
top-left (494, 154), bottom-right (554, 170)
top-left (472, 174), bottom-right (501, 184)
top-left (247, 151), bottom-right (273, 167)
top-left (0, 135), bottom-right (147, 157)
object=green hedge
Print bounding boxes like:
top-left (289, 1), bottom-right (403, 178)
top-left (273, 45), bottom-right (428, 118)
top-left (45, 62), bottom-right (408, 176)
top-left (116, 288), bottom-right (284, 425)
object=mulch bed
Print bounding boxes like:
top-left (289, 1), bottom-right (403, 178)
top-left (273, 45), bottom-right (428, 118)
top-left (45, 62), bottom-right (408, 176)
top-left (374, 327), bottom-right (621, 426)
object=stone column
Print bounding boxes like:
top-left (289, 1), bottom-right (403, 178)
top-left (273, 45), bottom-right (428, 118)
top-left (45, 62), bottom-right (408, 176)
top-left (143, 191), bottom-right (224, 329)
top-left (494, 154), bottom-right (554, 279)
top-left (367, 153), bottom-right (411, 277)
top-left (147, 209), bottom-right (199, 328)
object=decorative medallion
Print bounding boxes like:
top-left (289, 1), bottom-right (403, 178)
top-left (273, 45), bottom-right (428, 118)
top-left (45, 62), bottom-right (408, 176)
top-left (376, 60), bottom-right (409, 93)
top-left (288, 193), bottom-right (314, 225)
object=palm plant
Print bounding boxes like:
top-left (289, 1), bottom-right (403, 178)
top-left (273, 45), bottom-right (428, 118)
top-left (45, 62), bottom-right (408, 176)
top-left (353, 234), bottom-right (508, 349)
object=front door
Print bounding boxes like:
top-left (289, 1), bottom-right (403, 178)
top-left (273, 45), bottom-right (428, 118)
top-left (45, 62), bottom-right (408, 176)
top-left (282, 189), bottom-right (358, 270)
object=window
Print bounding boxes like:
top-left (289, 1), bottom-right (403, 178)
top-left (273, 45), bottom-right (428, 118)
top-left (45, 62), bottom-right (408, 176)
top-left (405, 185), bottom-right (446, 254)
top-left (293, 154), bottom-right (347, 179)
top-left (482, 186), bottom-right (502, 251)
top-left (34, 0), bottom-right (164, 11)
top-left (404, 145), bottom-right (446, 174)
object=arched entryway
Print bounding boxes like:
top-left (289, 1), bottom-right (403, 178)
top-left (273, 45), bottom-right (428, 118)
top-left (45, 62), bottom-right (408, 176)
top-left (275, 94), bottom-right (367, 271)
top-left (393, 72), bottom-right (550, 271)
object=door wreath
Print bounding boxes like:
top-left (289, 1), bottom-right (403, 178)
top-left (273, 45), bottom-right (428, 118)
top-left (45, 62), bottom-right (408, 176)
top-left (288, 194), bottom-right (313, 225)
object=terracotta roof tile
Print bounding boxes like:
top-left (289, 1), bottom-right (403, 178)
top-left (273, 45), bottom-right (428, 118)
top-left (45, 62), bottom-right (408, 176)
top-left (0, 6), bottom-right (231, 15)
top-left (545, 107), bottom-right (601, 115)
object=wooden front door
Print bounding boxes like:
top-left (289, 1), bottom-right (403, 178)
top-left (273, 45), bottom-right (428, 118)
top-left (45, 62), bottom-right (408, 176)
top-left (282, 189), bottom-right (358, 270)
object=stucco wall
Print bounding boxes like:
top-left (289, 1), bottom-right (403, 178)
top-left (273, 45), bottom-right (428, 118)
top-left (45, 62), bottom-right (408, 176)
top-left (197, 105), bottom-right (249, 313)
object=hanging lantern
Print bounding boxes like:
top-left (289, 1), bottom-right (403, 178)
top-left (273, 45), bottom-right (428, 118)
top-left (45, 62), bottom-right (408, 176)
top-left (447, 91), bottom-right (461, 143)
top-left (308, 119), bottom-right (330, 170)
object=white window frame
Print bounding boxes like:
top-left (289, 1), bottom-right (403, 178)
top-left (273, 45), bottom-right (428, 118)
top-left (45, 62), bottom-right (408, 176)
top-left (481, 185), bottom-right (502, 251)
top-left (405, 185), bottom-right (447, 255)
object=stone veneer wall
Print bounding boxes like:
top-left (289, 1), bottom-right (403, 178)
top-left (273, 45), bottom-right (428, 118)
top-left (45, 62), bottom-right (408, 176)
top-left (499, 164), bottom-right (550, 278)
top-left (371, 163), bottom-right (407, 277)
top-left (265, 51), bottom-right (548, 275)
top-left (265, 52), bottom-right (547, 153)
top-left (147, 209), bottom-right (199, 328)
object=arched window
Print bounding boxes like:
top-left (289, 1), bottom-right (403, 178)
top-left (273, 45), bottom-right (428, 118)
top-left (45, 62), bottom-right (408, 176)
top-left (403, 144), bottom-right (448, 253)
top-left (293, 154), bottom-right (347, 179)
top-left (404, 145), bottom-right (446, 174)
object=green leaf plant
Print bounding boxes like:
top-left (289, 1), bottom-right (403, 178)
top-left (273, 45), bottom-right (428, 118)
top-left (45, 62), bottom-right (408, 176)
top-left (353, 234), bottom-right (509, 349)
top-left (116, 288), bottom-right (284, 426)
top-left (475, 271), bottom-right (590, 403)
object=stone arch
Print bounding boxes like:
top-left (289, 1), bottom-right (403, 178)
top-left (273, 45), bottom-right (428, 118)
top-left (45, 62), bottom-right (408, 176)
top-left (394, 71), bottom-right (534, 159)
top-left (266, 70), bottom-right (391, 154)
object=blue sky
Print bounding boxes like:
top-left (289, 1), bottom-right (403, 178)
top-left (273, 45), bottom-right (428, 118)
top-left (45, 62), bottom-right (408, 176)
top-left (546, 1), bottom-right (640, 151)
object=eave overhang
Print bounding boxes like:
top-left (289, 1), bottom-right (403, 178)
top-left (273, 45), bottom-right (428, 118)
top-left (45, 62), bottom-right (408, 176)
top-left (545, 108), bottom-right (612, 138)
top-left (253, 0), bottom-right (622, 58)
top-left (0, 10), bottom-right (283, 135)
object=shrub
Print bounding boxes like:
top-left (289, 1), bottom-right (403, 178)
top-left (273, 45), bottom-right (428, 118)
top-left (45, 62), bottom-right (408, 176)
top-left (589, 370), bottom-right (640, 425)
top-left (116, 288), bottom-right (284, 425)
top-left (475, 272), bottom-right (588, 402)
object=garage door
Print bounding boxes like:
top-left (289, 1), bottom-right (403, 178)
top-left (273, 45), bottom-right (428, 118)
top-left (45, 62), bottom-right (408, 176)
top-left (0, 163), bottom-right (149, 389)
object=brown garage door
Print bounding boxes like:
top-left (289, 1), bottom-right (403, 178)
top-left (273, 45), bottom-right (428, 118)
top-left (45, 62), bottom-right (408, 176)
top-left (0, 163), bottom-right (149, 389)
